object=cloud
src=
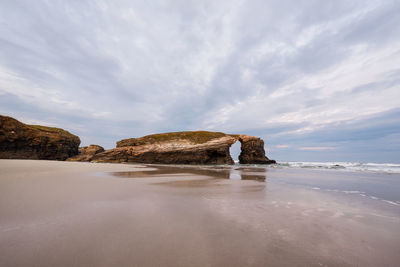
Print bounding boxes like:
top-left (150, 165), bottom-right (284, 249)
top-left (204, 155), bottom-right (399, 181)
top-left (0, 0), bottom-right (399, 162)
top-left (275, 145), bottom-right (290, 149)
top-left (298, 147), bottom-right (336, 151)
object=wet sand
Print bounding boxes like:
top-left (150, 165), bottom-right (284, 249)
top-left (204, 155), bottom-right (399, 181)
top-left (0, 160), bottom-right (399, 266)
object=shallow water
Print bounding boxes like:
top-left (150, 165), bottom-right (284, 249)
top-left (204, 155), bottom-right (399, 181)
top-left (1, 160), bottom-right (400, 267)
top-left (111, 164), bottom-right (400, 205)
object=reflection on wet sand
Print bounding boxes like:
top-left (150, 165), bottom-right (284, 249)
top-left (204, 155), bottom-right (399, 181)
top-left (1, 160), bottom-right (400, 267)
top-left (111, 165), bottom-right (268, 182)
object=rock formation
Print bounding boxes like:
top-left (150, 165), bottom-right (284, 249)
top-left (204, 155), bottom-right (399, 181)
top-left (85, 131), bottom-right (275, 165)
top-left (66, 144), bottom-right (104, 162)
top-left (92, 131), bottom-right (238, 164)
top-left (238, 135), bottom-right (276, 164)
top-left (0, 115), bottom-right (80, 160)
top-left (0, 115), bottom-right (275, 164)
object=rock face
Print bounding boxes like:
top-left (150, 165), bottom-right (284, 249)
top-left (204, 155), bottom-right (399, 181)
top-left (238, 135), bottom-right (276, 164)
top-left (84, 131), bottom-right (275, 165)
top-left (0, 115), bottom-right (80, 160)
top-left (92, 131), bottom-right (238, 165)
top-left (0, 115), bottom-right (275, 164)
top-left (66, 145), bottom-right (104, 162)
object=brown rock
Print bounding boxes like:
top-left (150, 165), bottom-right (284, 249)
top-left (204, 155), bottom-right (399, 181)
top-left (0, 116), bottom-right (276, 165)
top-left (67, 144), bottom-right (104, 162)
top-left (88, 131), bottom-right (275, 165)
top-left (93, 132), bottom-right (238, 165)
top-left (238, 135), bottom-right (276, 164)
top-left (0, 115), bottom-right (80, 160)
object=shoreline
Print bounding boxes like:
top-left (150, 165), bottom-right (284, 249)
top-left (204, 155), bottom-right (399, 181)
top-left (1, 160), bottom-right (399, 266)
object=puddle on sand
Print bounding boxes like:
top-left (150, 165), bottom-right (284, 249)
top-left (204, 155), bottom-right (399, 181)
top-left (110, 165), bottom-right (268, 182)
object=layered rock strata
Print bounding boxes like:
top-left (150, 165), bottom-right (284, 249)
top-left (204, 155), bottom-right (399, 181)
top-left (93, 132), bottom-right (238, 165)
top-left (87, 131), bottom-right (275, 165)
top-left (0, 115), bottom-right (80, 160)
top-left (66, 145), bottom-right (104, 162)
top-left (238, 135), bottom-right (276, 164)
top-left (0, 115), bottom-right (275, 165)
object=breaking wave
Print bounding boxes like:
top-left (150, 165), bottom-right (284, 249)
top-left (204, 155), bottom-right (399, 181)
top-left (273, 162), bottom-right (400, 174)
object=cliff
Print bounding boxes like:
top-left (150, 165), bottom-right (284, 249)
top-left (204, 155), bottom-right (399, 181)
top-left (0, 115), bottom-right (275, 164)
top-left (93, 131), bottom-right (238, 164)
top-left (0, 115), bottom-right (80, 160)
top-left (238, 135), bottom-right (276, 164)
top-left (88, 131), bottom-right (275, 165)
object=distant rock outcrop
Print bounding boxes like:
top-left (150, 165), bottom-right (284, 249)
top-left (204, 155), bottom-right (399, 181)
top-left (0, 115), bottom-right (80, 160)
top-left (86, 131), bottom-right (275, 165)
top-left (238, 135), bottom-right (276, 164)
top-left (66, 144), bottom-right (104, 162)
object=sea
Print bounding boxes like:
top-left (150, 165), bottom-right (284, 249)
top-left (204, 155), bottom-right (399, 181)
top-left (233, 161), bottom-right (400, 174)
top-left (226, 161), bottom-right (400, 206)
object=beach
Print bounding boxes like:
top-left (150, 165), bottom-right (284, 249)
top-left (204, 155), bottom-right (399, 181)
top-left (1, 160), bottom-right (399, 266)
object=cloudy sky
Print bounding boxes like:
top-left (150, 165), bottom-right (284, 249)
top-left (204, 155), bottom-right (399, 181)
top-left (1, 0), bottom-right (399, 162)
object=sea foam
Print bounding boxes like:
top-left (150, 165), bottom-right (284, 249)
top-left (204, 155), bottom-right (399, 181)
top-left (274, 161), bottom-right (400, 174)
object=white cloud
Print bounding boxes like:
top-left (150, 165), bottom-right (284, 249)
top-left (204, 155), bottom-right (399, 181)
top-left (275, 145), bottom-right (290, 148)
top-left (0, 0), bottom-right (399, 161)
top-left (298, 146), bottom-right (336, 151)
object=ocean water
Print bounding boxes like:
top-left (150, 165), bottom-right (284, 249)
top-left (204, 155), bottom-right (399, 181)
top-left (116, 161), bottom-right (400, 206)
top-left (229, 161), bottom-right (400, 205)
top-left (234, 161), bottom-right (400, 174)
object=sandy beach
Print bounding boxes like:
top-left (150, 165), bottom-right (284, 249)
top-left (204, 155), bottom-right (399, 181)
top-left (1, 160), bottom-right (399, 267)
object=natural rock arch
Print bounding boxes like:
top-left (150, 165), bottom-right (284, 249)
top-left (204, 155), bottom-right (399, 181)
top-left (71, 131), bottom-right (276, 165)
top-left (0, 117), bottom-right (276, 165)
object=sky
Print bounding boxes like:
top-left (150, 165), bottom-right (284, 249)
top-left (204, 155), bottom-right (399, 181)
top-left (0, 0), bottom-right (400, 163)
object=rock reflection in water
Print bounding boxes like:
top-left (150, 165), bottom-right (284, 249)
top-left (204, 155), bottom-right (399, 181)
top-left (111, 165), bottom-right (268, 182)
top-left (229, 169), bottom-right (242, 180)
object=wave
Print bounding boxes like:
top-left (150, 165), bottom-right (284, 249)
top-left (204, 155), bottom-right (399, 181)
top-left (309, 187), bottom-right (400, 206)
top-left (272, 161), bottom-right (400, 174)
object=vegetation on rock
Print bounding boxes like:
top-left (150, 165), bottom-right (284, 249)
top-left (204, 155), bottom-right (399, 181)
top-left (117, 131), bottom-right (239, 147)
top-left (0, 115), bottom-right (80, 160)
top-left (1, 115), bottom-right (275, 164)
top-left (28, 125), bottom-right (78, 138)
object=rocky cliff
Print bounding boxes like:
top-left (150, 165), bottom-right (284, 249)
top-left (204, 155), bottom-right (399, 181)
top-left (0, 115), bottom-right (275, 164)
top-left (93, 131), bottom-right (238, 164)
top-left (238, 135), bottom-right (276, 164)
top-left (85, 131), bottom-right (275, 165)
top-left (0, 115), bottom-right (80, 160)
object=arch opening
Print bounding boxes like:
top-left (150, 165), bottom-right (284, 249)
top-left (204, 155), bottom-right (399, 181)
top-left (229, 140), bottom-right (241, 164)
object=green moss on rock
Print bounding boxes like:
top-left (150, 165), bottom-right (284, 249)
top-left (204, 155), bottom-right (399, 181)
top-left (0, 115), bottom-right (80, 160)
top-left (117, 131), bottom-right (239, 147)
top-left (28, 125), bottom-right (78, 138)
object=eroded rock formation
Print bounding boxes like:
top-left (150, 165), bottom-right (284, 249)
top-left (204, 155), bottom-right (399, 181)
top-left (238, 135), bottom-right (276, 164)
top-left (0, 115), bottom-right (80, 160)
top-left (66, 144), bottom-right (104, 162)
top-left (86, 131), bottom-right (275, 165)
top-left (92, 132), bottom-right (238, 164)
top-left (0, 115), bottom-right (275, 164)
